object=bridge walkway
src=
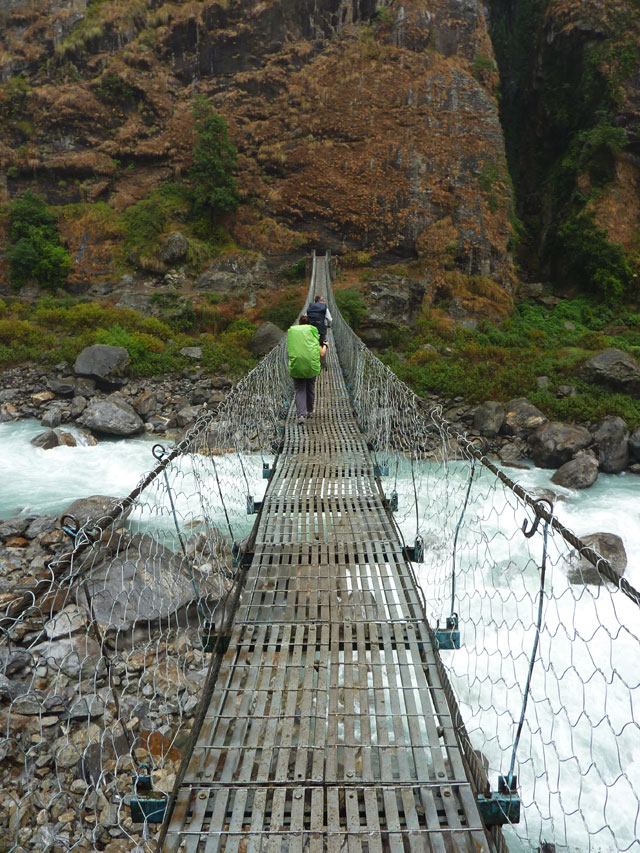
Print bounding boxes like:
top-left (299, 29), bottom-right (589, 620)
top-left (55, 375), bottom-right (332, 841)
top-left (162, 267), bottom-right (495, 850)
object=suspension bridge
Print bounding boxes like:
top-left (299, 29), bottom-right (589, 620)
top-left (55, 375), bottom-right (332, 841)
top-left (0, 253), bottom-right (638, 853)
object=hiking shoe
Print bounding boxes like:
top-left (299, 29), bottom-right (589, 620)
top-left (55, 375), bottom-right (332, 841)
top-left (297, 416), bottom-right (305, 425)
top-left (306, 411), bottom-right (313, 419)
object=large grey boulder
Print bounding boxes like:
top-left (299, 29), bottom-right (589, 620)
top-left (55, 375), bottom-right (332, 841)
top-left (46, 376), bottom-right (76, 396)
top-left (630, 427), bottom-right (640, 462)
top-left (528, 422), bottom-right (591, 469)
top-left (359, 275), bottom-right (426, 345)
top-left (249, 322), bottom-right (285, 356)
top-left (160, 232), bottom-right (188, 265)
top-left (473, 401), bottom-right (505, 437)
top-left (60, 495), bottom-right (128, 528)
top-left (82, 532), bottom-right (228, 631)
top-left (568, 532), bottom-right (627, 585)
top-left (80, 396), bottom-right (144, 436)
top-left (502, 398), bottom-right (548, 438)
top-left (592, 417), bottom-right (629, 473)
top-left (31, 635), bottom-right (102, 679)
top-left (31, 428), bottom-right (61, 449)
top-left (551, 455), bottom-right (599, 490)
top-left (74, 345), bottom-right (129, 382)
top-left (580, 348), bottom-right (640, 397)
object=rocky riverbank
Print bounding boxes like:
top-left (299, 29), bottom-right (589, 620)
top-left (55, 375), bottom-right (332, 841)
top-left (0, 348), bottom-right (231, 445)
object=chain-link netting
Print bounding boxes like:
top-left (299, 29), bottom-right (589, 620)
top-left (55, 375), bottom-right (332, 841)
top-left (325, 253), bottom-right (640, 852)
top-left (0, 317), bottom-right (300, 851)
top-left (3, 252), bottom-right (639, 852)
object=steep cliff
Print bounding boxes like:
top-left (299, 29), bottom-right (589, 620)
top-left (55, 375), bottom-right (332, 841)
top-left (0, 0), bottom-right (515, 304)
top-left (487, 0), bottom-right (640, 294)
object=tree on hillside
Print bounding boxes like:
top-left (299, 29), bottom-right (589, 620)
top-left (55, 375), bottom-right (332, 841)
top-left (188, 96), bottom-right (239, 222)
top-left (8, 191), bottom-right (72, 290)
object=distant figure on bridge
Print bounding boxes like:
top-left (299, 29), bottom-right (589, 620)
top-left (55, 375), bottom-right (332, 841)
top-left (306, 295), bottom-right (332, 345)
top-left (287, 316), bottom-right (328, 425)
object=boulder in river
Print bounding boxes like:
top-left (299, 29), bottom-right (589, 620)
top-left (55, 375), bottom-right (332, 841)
top-left (80, 396), bottom-right (144, 436)
top-left (592, 416), bottom-right (629, 474)
top-left (551, 454), bottom-right (599, 490)
top-left (528, 422), bottom-right (591, 469)
top-left (568, 532), bottom-right (627, 586)
top-left (630, 427), bottom-right (640, 462)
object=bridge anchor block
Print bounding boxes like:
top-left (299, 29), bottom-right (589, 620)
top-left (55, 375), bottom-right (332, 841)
top-left (435, 614), bottom-right (460, 650)
top-left (477, 776), bottom-right (521, 826)
top-left (129, 766), bottom-right (167, 824)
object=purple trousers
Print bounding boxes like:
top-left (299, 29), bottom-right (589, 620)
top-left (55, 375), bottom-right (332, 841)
top-left (293, 376), bottom-right (317, 417)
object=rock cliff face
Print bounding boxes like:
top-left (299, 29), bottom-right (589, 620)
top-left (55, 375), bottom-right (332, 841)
top-left (0, 0), bottom-right (515, 300)
top-left (487, 0), bottom-right (640, 286)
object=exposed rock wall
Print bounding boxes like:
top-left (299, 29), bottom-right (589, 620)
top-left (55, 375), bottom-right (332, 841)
top-left (0, 0), bottom-right (515, 295)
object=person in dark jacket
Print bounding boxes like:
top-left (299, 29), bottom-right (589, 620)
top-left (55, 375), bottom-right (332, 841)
top-left (306, 295), bottom-right (332, 344)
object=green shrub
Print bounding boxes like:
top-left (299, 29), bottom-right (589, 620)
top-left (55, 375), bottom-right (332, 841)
top-left (335, 288), bottom-right (366, 330)
top-left (261, 296), bottom-right (302, 330)
top-left (188, 96), bottom-right (239, 222)
top-left (554, 213), bottom-right (632, 300)
top-left (283, 258), bottom-right (306, 284)
top-left (7, 191), bottom-right (72, 290)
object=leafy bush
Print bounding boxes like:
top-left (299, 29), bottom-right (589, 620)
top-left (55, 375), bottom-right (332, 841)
top-left (261, 296), bottom-right (302, 330)
top-left (335, 289), bottom-right (366, 330)
top-left (188, 97), bottom-right (239, 222)
top-left (554, 213), bottom-right (632, 300)
top-left (7, 191), bottom-right (72, 290)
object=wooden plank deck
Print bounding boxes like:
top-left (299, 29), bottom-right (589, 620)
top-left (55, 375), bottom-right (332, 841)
top-left (162, 270), bottom-right (494, 851)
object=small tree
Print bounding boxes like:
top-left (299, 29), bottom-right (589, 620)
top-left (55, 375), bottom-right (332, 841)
top-left (188, 96), bottom-right (239, 222)
top-left (7, 191), bottom-right (72, 289)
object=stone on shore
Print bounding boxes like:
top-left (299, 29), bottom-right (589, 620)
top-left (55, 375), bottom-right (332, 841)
top-left (592, 416), bottom-right (629, 474)
top-left (473, 401), bottom-right (505, 437)
top-left (502, 398), bottom-right (548, 438)
top-left (80, 396), bottom-right (144, 436)
top-left (248, 322), bottom-right (285, 356)
top-left (74, 345), bottom-right (130, 383)
top-left (580, 348), bottom-right (640, 397)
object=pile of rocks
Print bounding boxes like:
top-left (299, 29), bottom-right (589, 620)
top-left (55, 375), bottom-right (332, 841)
top-left (472, 397), bottom-right (640, 487)
top-left (0, 495), bottom-right (230, 851)
top-left (0, 345), bottom-right (232, 440)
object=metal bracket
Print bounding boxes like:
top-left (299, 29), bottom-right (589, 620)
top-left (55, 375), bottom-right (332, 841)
top-left (129, 797), bottom-right (167, 824)
top-left (232, 544), bottom-right (254, 570)
top-left (262, 463), bottom-right (272, 480)
top-left (477, 776), bottom-right (521, 826)
top-left (130, 766), bottom-right (167, 823)
top-left (374, 462), bottom-right (389, 478)
top-left (202, 624), bottom-right (231, 654)
top-left (405, 535), bottom-right (424, 563)
top-left (246, 495), bottom-right (262, 515)
top-left (435, 614), bottom-right (460, 650)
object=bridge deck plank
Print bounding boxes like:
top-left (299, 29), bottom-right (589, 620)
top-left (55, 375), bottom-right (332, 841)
top-left (163, 309), bottom-right (493, 850)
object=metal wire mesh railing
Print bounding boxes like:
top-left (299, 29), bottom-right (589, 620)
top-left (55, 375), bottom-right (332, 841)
top-left (324, 252), bottom-right (640, 852)
top-left (1, 251), bottom-right (639, 852)
top-left (0, 331), bottom-right (294, 851)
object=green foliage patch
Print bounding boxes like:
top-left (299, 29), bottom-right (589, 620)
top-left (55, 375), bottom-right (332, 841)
top-left (0, 296), bottom-right (257, 378)
top-left (335, 289), bottom-right (365, 331)
top-left (379, 294), bottom-right (640, 428)
top-left (7, 192), bottom-right (72, 290)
